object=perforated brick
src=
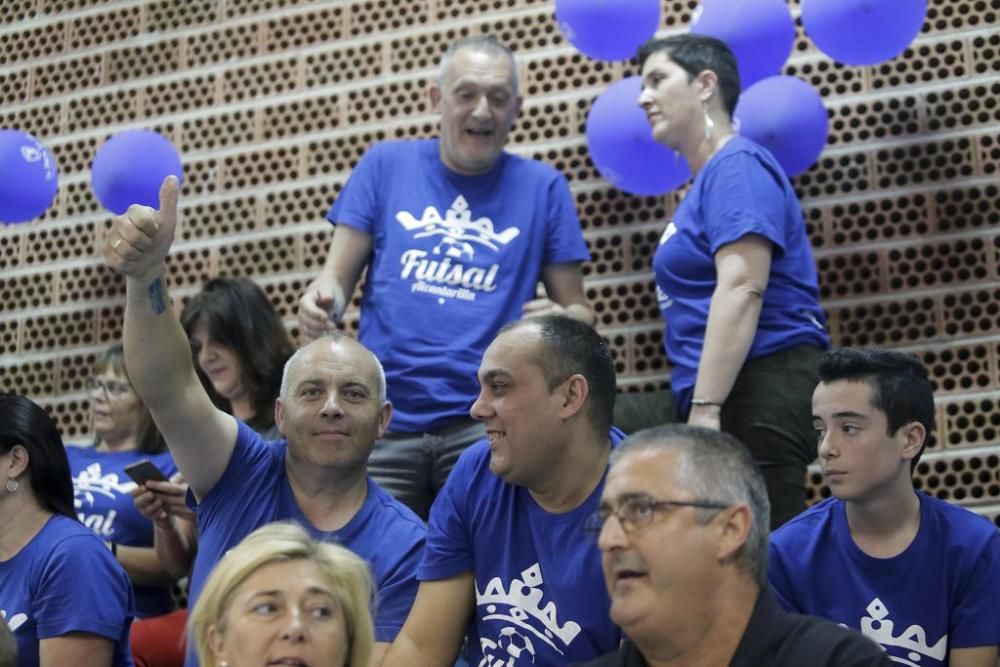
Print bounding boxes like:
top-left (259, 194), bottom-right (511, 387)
top-left (874, 137), bottom-right (976, 190)
top-left (142, 75), bottom-right (218, 119)
top-left (827, 95), bottom-right (922, 148)
top-left (524, 52), bottom-right (618, 98)
top-left (22, 221), bottom-right (100, 268)
top-left (2, 21), bottom-right (67, 66)
top-left (823, 192), bottom-right (933, 246)
top-left (298, 228), bottom-right (335, 274)
top-left (529, 142), bottom-right (601, 185)
top-left (869, 38), bottom-right (969, 92)
top-left (66, 89), bottom-right (142, 134)
top-left (816, 250), bottom-right (882, 300)
top-left (347, 0), bottom-right (430, 36)
top-left (935, 184), bottom-right (999, 234)
top-left (178, 197), bottom-right (258, 242)
top-left (107, 39), bottom-right (183, 84)
top-left (67, 6), bottom-right (142, 51)
top-left (95, 303), bottom-right (125, 344)
top-left (262, 96), bottom-right (342, 141)
top-left (31, 53), bottom-right (104, 99)
top-left (186, 22), bottom-right (262, 68)
top-left (587, 278), bottom-right (660, 328)
top-left (0, 101), bottom-right (64, 141)
top-left (304, 131), bottom-right (387, 180)
top-left (47, 399), bottom-right (92, 443)
top-left (941, 398), bottom-right (1000, 449)
top-left (435, 0), bottom-right (551, 22)
top-left (942, 287), bottom-right (1000, 339)
top-left (827, 296), bottom-right (939, 348)
top-left (50, 135), bottom-right (101, 176)
top-left (0, 358), bottom-right (58, 395)
top-left (224, 0), bottom-right (304, 19)
top-left (0, 318), bottom-right (18, 355)
top-left (574, 187), bottom-right (672, 233)
top-left (220, 147), bottom-right (302, 191)
top-left (792, 150), bottom-right (870, 201)
top-left (917, 343), bottom-right (995, 396)
top-left (0, 69), bottom-right (30, 106)
top-left (180, 109), bottom-right (258, 153)
top-left (970, 33), bottom-right (1000, 76)
top-left (783, 58), bottom-right (866, 99)
top-left (304, 43), bottom-right (383, 88)
top-left (164, 248), bottom-right (214, 290)
top-left (60, 180), bottom-right (104, 219)
top-left (22, 309), bottom-right (97, 353)
top-left (978, 133), bottom-right (1000, 178)
top-left (263, 183), bottom-right (340, 230)
top-left (217, 235), bottom-right (299, 278)
top-left (886, 238), bottom-right (991, 292)
top-left (924, 0), bottom-right (999, 34)
top-left (345, 79), bottom-right (428, 126)
top-left (0, 0), bottom-right (35, 24)
top-left (222, 58), bottom-right (300, 104)
top-left (264, 5), bottom-right (346, 53)
top-left (146, 0), bottom-right (220, 33)
top-left (509, 101), bottom-right (578, 146)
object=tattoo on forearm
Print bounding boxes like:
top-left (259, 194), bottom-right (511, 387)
top-left (149, 277), bottom-right (167, 314)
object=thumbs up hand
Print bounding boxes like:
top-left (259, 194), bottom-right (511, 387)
top-left (104, 175), bottom-right (180, 282)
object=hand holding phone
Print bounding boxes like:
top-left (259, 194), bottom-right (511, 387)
top-left (123, 459), bottom-right (170, 486)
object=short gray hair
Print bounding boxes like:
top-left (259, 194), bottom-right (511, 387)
top-left (438, 34), bottom-right (518, 92)
top-left (279, 332), bottom-right (387, 404)
top-left (612, 424), bottom-right (770, 586)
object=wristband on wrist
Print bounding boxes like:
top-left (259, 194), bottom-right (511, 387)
top-left (691, 398), bottom-right (723, 408)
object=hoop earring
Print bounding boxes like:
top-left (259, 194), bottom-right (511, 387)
top-left (5, 479), bottom-right (18, 493)
top-left (703, 102), bottom-right (714, 140)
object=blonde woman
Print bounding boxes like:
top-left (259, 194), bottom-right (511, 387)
top-left (190, 522), bottom-right (374, 667)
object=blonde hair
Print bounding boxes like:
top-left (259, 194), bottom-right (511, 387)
top-left (190, 522), bottom-right (375, 667)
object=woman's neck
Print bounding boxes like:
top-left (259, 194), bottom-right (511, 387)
top-left (96, 432), bottom-right (138, 452)
top-left (230, 395), bottom-right (256, 422)
top-left (0, 491), bottom-right (52, 561)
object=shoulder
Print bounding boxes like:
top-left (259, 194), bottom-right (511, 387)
top-left (771, 498), bottom-right (840, 546)
top-left (921, 492), bottom-right (1000, 549)
top-left (367, 481), bottom-right (426, 542)
top-left (34, 516), bottom-right (120, 569)
top-left (779, 613), bottom-right (889, 665)
top-left (704, 136), bottom-right (787, 186)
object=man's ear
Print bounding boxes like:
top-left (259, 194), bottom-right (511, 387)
top-left (556, 374), bottom-right (590, 421)
top-left (429, 84), bottom-right (443, 113)
top-left (715, 503), bottom-right (752, 564)
top-left (376, 401), bottom-right (393, 439)
top-left (274, 399), bottom-right (286, 436)
top-left (899, 421), bottom-right (926, 463)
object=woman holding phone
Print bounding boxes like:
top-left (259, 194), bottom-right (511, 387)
top-left (0, 393), bottom-right (135, 667)
top-left (67, 344), bottom-right (179, 619)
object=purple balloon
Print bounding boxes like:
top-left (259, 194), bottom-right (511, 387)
top-left (734, 75), bottom-right (829, 177)
top-left (690, 0), bottom-right (796, 90)
top-left (586, 77), bottom-right (691, 196)
top-left (91, 129), bottom-right (184, 215)
top-left (0, 129), bottom-right (59, 224)
top-left (556, 0), bottom-right (660, 62)
top-left (802, 0), bottom-right (927, 66)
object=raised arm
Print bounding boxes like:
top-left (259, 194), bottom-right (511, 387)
top-left (297, 225), bottom-right (373, 341)
top-left (103, 176), bottom-right (237, 499)
top-left (521, 262), bottom-right (595, 325)
top-left (380, 574), bottom-right (476, 667)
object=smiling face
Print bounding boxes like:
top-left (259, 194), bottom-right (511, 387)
top-left (89, 368), bottom-right (142, 446)
top-left (431, 46), bottom-right (522, 175)
top-left (470, 324), bottom-right (571, 487)
top-left (209, 559), bottom-right (349, 667)
top-left (275, 339), bottom-right (390, 477)
top-left (812, 379), bottom-right (919, 503)
top-left (190, 321), bottom-right (248, 404)
top-left (597, 448), bottom-right (721, 640)
top-left (637, 50), bottom-right (704, 151)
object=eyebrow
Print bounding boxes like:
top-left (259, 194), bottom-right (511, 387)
top-left (813, 410), bottom-right (870, 420)
top-left (480, 369), bottom-right (513, 383)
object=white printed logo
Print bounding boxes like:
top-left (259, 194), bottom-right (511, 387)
top-left (396, 196), bottom-right (520, 304)
top-left (72, 463), bottom-right (135, 537)
top-left (1, 609), bottom-right (28, 633)
top-left (476, 562), bottom-right (581, 665)
top-left (658, 221), bottom-right (677, 246)
top-left (858, 597), bottom-right (947, 666)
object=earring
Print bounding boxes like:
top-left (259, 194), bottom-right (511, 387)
top-left (703, 101), bottom-right (714, 140)
top-left (5, 479), bottom-right (18, 493)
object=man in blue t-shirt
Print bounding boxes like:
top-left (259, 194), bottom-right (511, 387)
top-left (769, 348), bottom-right (1000, 667)
top-left (297, 34), bottom-right (594, 520)
top-left (103, 178), bottom-right (425, 667)
top-left (382, 316), bottom-right (623, 666)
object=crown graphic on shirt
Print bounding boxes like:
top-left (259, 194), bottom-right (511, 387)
top-left (395, 195), bottom-right (520, 256)
top-left (476, 562), bottom-right (582, 652)
top-left (859, 597), bottom-right (947, 665)
top-left (74, 463), bottom-right (135, 507)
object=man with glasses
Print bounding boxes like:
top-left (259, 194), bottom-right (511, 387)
top-left (383, 315), bottom-right (622, 666)
top-left (581, 424), bottom-right (891, 666)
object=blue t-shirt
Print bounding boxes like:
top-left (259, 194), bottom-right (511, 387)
top-left (769, 492), bottom-right (1000, 666)
top-left (66, 445), bottom-right (178, 618)
top-left (421, 429), bottom-right (626, 666)
top-left (184, 421), bottom-right (425, 666)
top-left (652, 136), bottom-right (829, 413)
top-left (328, 138), bottom-right (591, 433)
top-left (0, 514), bottom-right (135, 667)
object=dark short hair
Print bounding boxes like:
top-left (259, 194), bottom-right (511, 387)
top-left (500, 315), bottom-right (616, 433)
top-left (181, 277), bottom-right (294, 432)
top-left (817, 347), bottom-right (935, 470)
top-left (613, 424), bottom-right (770, 586)
top-left (0, 393), bottom-right (76, 520)
top-left (94, 344), bottom-right (166, 454)
top-left (635, 34), bottom-right (741, 118)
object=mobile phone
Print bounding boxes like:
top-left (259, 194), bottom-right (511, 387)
top-left (123, 460), bottom-right (169, 486)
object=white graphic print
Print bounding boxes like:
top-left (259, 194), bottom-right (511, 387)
top-left (1, 609), bottom-right (28, 633)
top-left (72, 462), bottom-right (136, 537)
top-left (858, 597), bottom-right (947, 666)
top-left (396, 196), bottom-right (520, 304)
top-left (656, 222), bottom-right (677, 311)
top-left (476, 563), bottom-right (581, 666)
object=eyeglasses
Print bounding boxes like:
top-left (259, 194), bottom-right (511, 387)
top-left (84, 377), bottom-right (133, 399)
top-left (583, 495), bottom-right (730, 539)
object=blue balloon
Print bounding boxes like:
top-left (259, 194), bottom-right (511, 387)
top-left (556, 0), bottom-right (660, 62)
top-left (586, 76), bottom-right (691, 196)
top-left (734, 75), bottom-right (829, 177)
top-left (91, 129), bottom-right (183, 214)
top-left (690, 0), bottom-right (796, 90)
top-left (802, 0), bottom-right (927, 66)
top-left (0, 129), bottom-right (59, 224)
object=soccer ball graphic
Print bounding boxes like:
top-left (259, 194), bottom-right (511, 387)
top-left (498, 626), bottom-right (536, 663)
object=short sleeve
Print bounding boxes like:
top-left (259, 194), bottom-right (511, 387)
top-left (418, 446), bottom-right (479, 580)
top-left (35, 534), bottom-right (133, 641)
top-left (371, 527), bottom-right (423, 642)
top-left (327, 143), bottom-right (383, 233)
top-left (949, 530), bottom-right (1000, 647)
top-left (701, 151), bottom-right (789, 257)
top-left (767, 539), bottom-right (804, 613)
top-left (543, 174), bottom-right (590, 266)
